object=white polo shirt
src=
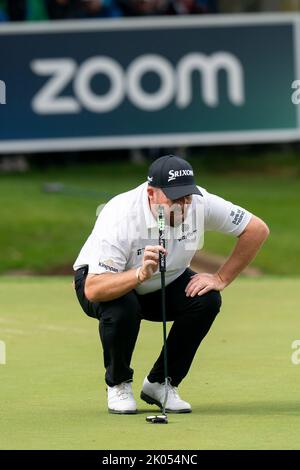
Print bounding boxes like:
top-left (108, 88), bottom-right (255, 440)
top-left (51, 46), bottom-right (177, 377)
top-left (73, 182), bottom-right (252, 295)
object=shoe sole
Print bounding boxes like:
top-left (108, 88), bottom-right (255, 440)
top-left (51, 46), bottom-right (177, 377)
top-left (140, 391), bottom-right (192, 414)
top-left (108, 408), bottom-right (138, 415)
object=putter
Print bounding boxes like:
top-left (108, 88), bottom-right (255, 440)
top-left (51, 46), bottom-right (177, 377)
top-left (146, 205), bottom-right (169, 425)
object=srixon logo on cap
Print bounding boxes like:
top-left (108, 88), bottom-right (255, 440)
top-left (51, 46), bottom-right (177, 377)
top-left (168, 169), bottom-right (193, 182)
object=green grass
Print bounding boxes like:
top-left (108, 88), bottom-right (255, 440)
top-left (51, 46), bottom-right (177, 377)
top-left (0, 160), bottom-right (300, 274)
top-left (0, 276), bottom-right (300, 450)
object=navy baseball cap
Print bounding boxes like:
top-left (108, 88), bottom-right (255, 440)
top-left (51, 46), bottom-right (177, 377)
top-left (147, 155), bottom-right (202, 200)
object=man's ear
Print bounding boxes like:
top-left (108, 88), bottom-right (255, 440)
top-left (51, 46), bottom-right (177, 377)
top-left (147, 186), bottom-right (155, 201)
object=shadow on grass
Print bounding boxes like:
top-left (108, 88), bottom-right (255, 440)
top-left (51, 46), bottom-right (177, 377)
top-left (112, 401), bottom-right (300, 416)
top-left (118, 400), bottom-right (299, 416)
top-left (191, 400), bottom-right (300, 416)
top-left (38, 400), bottom-right (299, 420)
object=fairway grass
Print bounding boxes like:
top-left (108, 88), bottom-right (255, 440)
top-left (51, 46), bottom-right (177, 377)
top-left (0, 276), bottom-right (299, 450)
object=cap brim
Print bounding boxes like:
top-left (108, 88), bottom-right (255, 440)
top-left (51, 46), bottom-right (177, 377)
top-left (161, 184), bottom-right (202, 200)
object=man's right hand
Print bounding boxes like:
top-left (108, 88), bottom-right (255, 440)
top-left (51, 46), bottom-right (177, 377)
top-left (138, 245), bottom-right (167, 283)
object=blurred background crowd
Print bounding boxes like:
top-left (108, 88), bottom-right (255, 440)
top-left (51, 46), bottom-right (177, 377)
top-left (0, 0), bottom-right (300, 22)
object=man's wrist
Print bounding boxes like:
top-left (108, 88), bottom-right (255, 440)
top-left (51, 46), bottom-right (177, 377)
top-left (216, 271), bottom-right (228, 287)
top-left (135, 267), bottom-right (143, 284)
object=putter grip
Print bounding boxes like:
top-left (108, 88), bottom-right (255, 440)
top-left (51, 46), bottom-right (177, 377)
top-left (159, 238), bottom-right (166, 273)
top-left (158, 206), bottom-right (166, 273)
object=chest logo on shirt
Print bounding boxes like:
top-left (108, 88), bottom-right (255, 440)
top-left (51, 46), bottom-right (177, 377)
top-left (137, 248), bottom-right (145, 256)
top-left (178, 229), bottom-right (197, 242)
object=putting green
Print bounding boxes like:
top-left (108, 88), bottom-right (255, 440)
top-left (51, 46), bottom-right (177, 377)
top-left (0, 276), bottom-right (299, 450)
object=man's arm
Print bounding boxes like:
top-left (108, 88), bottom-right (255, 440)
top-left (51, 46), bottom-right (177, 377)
top-left (85, 269), bottom-right (140, 303)
top-left (84, 245), bottom-right (166, 302)
top-left (185, 215), bottom-right (270, 297)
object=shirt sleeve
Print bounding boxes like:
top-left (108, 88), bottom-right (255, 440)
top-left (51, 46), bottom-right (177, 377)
top-left (87, 233), bottom-right (128, 275)
top-left (203, 189), bottom-right (252, 236)
top-left (76, 203), bottom-right (129, 274)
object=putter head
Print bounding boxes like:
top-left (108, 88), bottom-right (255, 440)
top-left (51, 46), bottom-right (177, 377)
top-left (146, 414), bottom-right (168, 424)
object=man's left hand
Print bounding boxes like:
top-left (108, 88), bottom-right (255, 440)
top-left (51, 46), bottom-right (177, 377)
top-left (185, 273), bottom-right (226, 297)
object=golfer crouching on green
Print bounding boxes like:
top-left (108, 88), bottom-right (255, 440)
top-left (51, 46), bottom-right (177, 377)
top-left (73, 155), bottom-right (269, 415)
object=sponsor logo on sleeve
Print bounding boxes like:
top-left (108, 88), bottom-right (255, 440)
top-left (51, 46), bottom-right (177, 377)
top-left (230, 209), bottom-right (245, 226)
top-left (99, 259), bottom-right (119, 273)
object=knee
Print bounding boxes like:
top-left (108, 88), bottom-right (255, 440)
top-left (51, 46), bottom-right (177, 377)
top-left (201, 290), bottom-right (222, 317)
top-left (102, 292), bottom-right (141, 328)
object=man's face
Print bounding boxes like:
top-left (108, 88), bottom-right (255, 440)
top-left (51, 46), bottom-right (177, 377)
top-left (147, 186), bottom-right (192, 227)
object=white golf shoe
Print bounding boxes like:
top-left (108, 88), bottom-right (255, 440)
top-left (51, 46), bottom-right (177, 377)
top-left (107, 382), bottom-right (137, 414)
top-left (140, 377), bottom-right (192, 413)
